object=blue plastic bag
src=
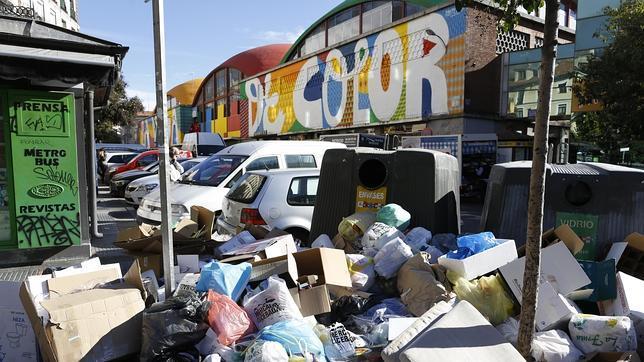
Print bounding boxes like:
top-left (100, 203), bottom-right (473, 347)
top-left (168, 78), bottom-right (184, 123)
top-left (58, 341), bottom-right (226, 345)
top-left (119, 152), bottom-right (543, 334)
top-left (363, 298), bottom-right (411, 323)
top-left (196, 261), bottom-right (251, 302)
top-left (255, 319), bottom-right (325, 360)
top-left (446, 232), bottom-right (499, 260)
top-left (376, 204), bottom-right (411, 231)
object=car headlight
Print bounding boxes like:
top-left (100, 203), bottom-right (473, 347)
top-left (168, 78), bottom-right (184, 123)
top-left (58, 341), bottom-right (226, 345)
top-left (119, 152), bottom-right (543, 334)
top-left (114, 180), bottom-right (126, 186)
top-left (171, 204), bottom-right (188, 215)
top-left (108, 166), bottom-right (117, 173)
top-left (144, 183), bottom-right (158, 191)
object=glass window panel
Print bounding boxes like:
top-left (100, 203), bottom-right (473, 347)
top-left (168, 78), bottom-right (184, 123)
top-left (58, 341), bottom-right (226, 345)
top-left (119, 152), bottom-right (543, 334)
top-left (204, 77), bottom-right (214, 100)
top-left (216, 70), bottom-right (226, 97)
top-left (362, 1), bottom-right (393, 33)
top-left (246, 156), bottom-right (279, 171)
top-left (285, 154), bottom-right (317, 168)
top-left (328, 6), bottom-right (360, 46)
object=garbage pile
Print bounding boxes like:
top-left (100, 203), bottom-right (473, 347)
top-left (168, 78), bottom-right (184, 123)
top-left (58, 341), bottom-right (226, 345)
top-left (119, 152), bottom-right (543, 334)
top-left (18, 204), bottom-right (644, 361)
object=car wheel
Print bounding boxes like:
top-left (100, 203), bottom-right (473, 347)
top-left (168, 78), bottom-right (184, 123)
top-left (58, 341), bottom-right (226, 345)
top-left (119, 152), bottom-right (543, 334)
top-left (285, 228), bottom-right (310, 247)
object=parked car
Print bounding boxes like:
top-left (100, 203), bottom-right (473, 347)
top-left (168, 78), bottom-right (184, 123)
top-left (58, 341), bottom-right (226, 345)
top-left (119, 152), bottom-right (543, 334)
top-left (217, 169), bottom-right (320, 243)
top-left (104, 151), bottom-right (139, 170)
top-left (182, 132), bottom-right (227, 156)
top-left (124, 157), bottom-right (205, 206)
top-left (107, 148), bottom-right (192, 181)
top-left (137, 141), bottom-right (346, 226)
top-left (110, 161), bottom-right (159, 197)
top-left (111, 158), bottom-right (201, 198)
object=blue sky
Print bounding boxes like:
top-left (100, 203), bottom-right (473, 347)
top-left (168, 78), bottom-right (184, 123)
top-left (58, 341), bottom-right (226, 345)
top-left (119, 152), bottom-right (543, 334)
top-left (81, 0), bottom-right (342, 110)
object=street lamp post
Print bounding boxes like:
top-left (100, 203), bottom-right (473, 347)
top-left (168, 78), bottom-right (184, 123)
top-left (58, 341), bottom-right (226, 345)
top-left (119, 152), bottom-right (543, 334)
top-left (149, 0), bottom-right (175, 296)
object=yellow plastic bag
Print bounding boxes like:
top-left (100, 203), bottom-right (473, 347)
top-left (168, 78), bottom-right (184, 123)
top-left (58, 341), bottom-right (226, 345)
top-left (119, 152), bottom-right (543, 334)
top-left (447, 270), bottom-right (514, 325)
top-left (337, 212), bottom-right (376, 241)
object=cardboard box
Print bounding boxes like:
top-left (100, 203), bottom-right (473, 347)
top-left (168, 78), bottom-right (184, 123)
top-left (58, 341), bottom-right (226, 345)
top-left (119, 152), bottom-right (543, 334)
top-left (133, 253), bottom-right (163, 277)
top-left (20, 261), bottom-right (147, 362)
top-left (535, 281), bottom-right (579, 331)
top-left (542, 224), bottom-right (585, 255)
top-left (438, 239), bottom-right (518, 280)
top-left (499, 242), bottom-right (591, 304)
top-left (618, 233), bottom-right (644, 279)
top-left (190, 205), bottom-right (215, 239)
top-left (0, 281), bottom-right (39, 361)
top-left (584, 352), bottom-right (641, 362)
top-left (249, 247), bottom-right (353, 317)
top-left (223, 234), bottom-right (297, 259)
top-left (598, 272), bottom-right (644, 356)
top-left (174, 218), bottom-right (199, 238)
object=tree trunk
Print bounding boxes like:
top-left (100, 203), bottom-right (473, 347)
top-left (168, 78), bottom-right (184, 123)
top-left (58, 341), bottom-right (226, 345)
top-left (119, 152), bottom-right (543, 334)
top-left (517, 0), bottom-right (560, 358)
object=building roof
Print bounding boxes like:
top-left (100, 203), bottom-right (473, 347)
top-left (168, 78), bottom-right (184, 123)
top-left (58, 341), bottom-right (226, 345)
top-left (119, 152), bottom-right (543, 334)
top-left (168, 78), bottom-right (204, 105)
top-left (281, 0), bottom-right (449, 62)
top-left (192, 44), bottom-right (291, 106)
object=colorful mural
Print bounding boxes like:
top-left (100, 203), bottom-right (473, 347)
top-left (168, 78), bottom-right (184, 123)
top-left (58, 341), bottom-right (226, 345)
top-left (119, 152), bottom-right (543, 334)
top-left (241, 6), bottom-right (465, 137)
top-left (137, 109), bottom-right (182, 147)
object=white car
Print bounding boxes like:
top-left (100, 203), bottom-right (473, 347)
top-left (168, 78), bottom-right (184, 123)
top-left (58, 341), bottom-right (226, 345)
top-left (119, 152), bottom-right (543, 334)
top-left (137, 140), bottom-right (345, 226)
top-left (217, 169), bottom-right (320, 243)
top-left (124, 157), bottom-right (205, 206)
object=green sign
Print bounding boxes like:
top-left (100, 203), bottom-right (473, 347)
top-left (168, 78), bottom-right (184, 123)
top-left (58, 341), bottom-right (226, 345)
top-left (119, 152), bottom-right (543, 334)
top-left (9, 91), bottom-right (80, 248)
top-left (556, 212), bottom-right (599, 260)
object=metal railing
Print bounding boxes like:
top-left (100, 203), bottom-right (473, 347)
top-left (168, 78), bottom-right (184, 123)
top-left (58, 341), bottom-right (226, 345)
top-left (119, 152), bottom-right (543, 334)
top-left (0, 3), bottom-right (38, 20)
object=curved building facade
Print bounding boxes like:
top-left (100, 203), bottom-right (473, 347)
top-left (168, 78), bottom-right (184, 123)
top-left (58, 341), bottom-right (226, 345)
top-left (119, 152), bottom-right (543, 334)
top-left (192, 43), bottom-right (290, 139)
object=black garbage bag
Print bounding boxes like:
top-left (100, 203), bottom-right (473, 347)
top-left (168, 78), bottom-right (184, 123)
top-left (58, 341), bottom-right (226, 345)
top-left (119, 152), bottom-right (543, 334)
top-left (431, 233), bottom-right (457, 253)
top-left (316, 294), bottom-right (383, 327)
top-left (140, 290), bottom-right (211, 362)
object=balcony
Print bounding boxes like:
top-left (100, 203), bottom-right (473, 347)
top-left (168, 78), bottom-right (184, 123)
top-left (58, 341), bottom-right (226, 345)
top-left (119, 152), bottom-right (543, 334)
top-left (0, 3), bottom-right (37, 20)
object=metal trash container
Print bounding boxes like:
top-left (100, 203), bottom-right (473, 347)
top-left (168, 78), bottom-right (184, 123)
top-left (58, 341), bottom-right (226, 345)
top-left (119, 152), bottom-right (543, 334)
top-left (310, 148), bottom-right (460, 241)
top-left (481, 162), bottom-right (644, 259)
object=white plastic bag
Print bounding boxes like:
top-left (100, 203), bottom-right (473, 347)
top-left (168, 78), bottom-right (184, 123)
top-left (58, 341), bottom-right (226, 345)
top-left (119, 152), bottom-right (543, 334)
top-left (362, 222), bottom-right (405, 250)
top-left (346, 254), bottom-right (376, 291)
top-left (374, 238), bottom-right (413, 279)
top-left (315, 323), bottom-right (356, 361)
top-left (312, 234), bottom-right (334, 248)
top-left (243, 276), bottom-right (303, 329)
top-left (532, 330), bottom-right (584, 362)
top-left (496, 317), bottom-right (520, 346)
top-left (404, 227), bottom-right (433, 253)
top-left (568, 314), bottom-right (637, 353)
top-left (244, 340), bottom-right (289, 362)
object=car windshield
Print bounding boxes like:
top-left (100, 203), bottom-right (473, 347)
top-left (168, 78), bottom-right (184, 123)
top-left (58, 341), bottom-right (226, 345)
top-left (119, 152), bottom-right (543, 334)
top-left (180, 154), bottom-right (247, 187)
top-left (122, 153), bottom-right (138, 163)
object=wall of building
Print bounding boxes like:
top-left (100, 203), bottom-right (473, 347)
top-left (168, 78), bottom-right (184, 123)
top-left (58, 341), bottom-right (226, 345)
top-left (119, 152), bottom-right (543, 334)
top-left (8, 0), bottom-right (79, 31)
top-left (241, 5), bottom-right (466, 138)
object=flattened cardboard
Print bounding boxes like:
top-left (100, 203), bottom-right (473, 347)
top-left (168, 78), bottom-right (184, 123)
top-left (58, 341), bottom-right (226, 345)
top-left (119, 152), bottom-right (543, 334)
top-left (223, 234), bottom-right (296, 259)
top-left (535, 281), bottom-right (579, 331)
top-left (438, 239), bottom-right (517, 280)
top-left (499, 242), bottom-right (591, 304)
top-left (578, 259), bottom-right (617, 302)
top-left (47, 268), bottom-right (122, 297)
top-left (174, 218), bottom-right (199, 238)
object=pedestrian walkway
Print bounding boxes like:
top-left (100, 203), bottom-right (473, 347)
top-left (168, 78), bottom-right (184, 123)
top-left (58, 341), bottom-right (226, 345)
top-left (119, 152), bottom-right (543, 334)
top-left (92, 185), bottom-right (139, 269)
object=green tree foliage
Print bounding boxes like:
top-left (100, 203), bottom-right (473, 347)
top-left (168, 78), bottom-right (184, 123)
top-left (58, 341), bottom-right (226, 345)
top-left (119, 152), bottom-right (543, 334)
top-left (574, 0), bottom-right (644, 163)
top-left (95, 76), bottom-right (144, 142)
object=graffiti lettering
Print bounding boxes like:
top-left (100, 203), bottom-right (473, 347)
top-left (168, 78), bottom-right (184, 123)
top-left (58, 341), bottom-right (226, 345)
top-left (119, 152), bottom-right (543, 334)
top-left (33, 166), bottom-right (78, 196)
top-left (243, 8), bottom-right (464, 137)
top-left (24, 114), bottom-right (64, 133)
top-left (16, 213), bottom-right (80, 247)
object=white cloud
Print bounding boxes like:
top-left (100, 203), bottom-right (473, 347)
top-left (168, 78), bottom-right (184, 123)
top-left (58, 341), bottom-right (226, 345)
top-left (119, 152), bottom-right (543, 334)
top-left (254, 27), bottom-right (304, 44)
top-left (127, 89), bottom-right (156, 112)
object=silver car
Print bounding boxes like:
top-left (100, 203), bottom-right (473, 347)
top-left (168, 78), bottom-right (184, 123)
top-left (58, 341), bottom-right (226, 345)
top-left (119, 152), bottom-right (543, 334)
top-left (216, 168), bottom-right (320, 243)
